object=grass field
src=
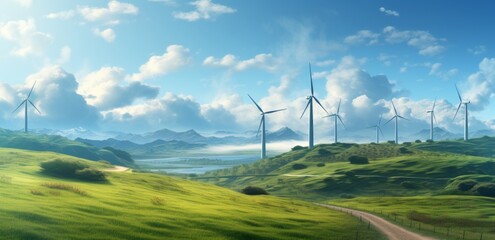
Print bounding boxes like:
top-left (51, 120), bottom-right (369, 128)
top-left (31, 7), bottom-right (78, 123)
top-left (0, 148), bottom-right (383, 240)
top-left (331, 196), bottom-right (495, 240)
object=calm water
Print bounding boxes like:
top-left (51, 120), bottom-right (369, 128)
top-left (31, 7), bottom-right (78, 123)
top-left (135, 155), bottom-right (259, 174)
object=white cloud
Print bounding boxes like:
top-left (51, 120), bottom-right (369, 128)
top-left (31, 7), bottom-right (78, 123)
top-left (93, 28), bottom-right (116, 42)
top-left (377, 54), bottom-right (395, 66)
top-left (45, 10), bottom-right (75, 20)
top-left (428, 62), bottom-right (458, 79)
top-left (315, 59), bottom-right (336, 67)
top-left (463, 58), bottom-right (495, 111)
top-left (56, 46), bottom-right (72, 64)
top-left (379, 7), bottom-right (399, 17)
top-left (468, 45), bottom-right (486, 55)
top-left (78, 0), bottom-right (138, 23)
top-left (203, 53), bottom-right (277, 72)
top-left (344, 30), bottom-right (380, 45)
top-left (78, 67), bottom-right (159, 110)
top-left (0, 18), bottom-right (53, 57)
top-left (14, 0), bottom-right (31, 7)
top-left (173, 0), bottom-right (236, 21)
top-left (130, 45), bottom-right (191, 81)
top-left (383, 26), bottom-right (445, 56)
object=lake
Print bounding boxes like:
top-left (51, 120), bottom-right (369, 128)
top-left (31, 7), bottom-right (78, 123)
top-left (135, 155), bottom-right (259, 174)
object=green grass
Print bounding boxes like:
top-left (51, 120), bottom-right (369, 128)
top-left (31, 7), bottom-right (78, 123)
top-left (0, 148), bottom-right (383, 240)
top-left (330, 196), bottom-right (495, 240)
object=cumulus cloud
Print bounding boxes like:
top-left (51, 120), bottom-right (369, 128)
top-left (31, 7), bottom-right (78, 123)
top-left (93, 28), bottom-right (116, 42)
top-left (379, 7), bottom-right (399, 17)
top-left (383, 26), bottom-right (445, 56)
top-left (203, 53), bottom-right (277, 71)
top-left (78, 0), bottom-right (138, 23)
top-left (45, 10), bottom-right (75, 20)
top-left (428, 62), bottom-right (458, 79)
top-left (344, 30), bottom-right (380, 45)
top-left (130, 45), bottom-right (190, 81)
top-left (173, 0), bottom-right (236, 21)
top-left (13, 0), bottom-right (31, 7)
top-left (463, 58), bottom-right (495, 111)
top-left (56, 46), bottom-right (72, 64)
top-left (468, 45), bottom-right (486, 55)
top-left (78, 67), bottom-right (159, 110)
top-left (0, 18), bottom-right (53, 57)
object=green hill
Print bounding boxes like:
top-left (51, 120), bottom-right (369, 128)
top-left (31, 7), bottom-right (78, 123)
top-left (0, 129), bottom-right (133, 166)
top-left (0, 148), bottom-right (382, 240)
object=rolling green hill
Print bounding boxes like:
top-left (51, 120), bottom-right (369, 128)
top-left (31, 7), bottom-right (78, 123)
top-left (0, 129), bottom-right (133, 166)
top-left (0, 148), bottom-right (383, 240)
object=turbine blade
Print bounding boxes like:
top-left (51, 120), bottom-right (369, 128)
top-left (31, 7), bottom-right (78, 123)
top-left (300, 99), bottom-right (311, 119)
top-left (313, 96), bottom-right (329, 114)
top-left (248, 94), bottom-right (263, 113)
top-left (384, 116), bottom-right (395, 125)
top-left (12, 100), bottom-right (26, 113)
top-left (378, 115), bottom-right (382, 125)
top-left (28, 100), bottom-right (41, 114)
top-left (391, 100), bottom-right (398, 115)
top-left (337, 99), bottom-right (341, 114)
top-left (433, 112), bottom-right (437, 124)
top-left (338, 115), bottom-right (346, 129)
top-left (432, 97), bottom-right (437, 111)
top-left (455, 84), bottom-right (462, 102)
top-left (378, 126), bottom-right (385, 138)
top-left (398, 115), bottom-right (408, 120)
top-left (453, 102), bottom-right (462, 120)
top-left (309, 62), bottom-right (314, 96)
top-left (27, 80), bottom-right (37, 99)
top-left (265, 108), bottom-right (286, 114)
top-left (256, 117), bottom-right (263, 138)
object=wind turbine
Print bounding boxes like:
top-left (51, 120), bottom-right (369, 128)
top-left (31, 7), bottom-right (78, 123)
top-left (300, 63), bottom-right (328, 148)
top-left (453, 85), bottom-right (470, 141)
top-left (248, 94), bottom-right (286, 159)
top-left (324, 99), bottom-right (345, 144)
top-left (13, 81), bottom-right (41, 133)
top-left (368, 116), bottom-right (384, 144)
top-left (384, 100), bottom-right (406, 144)
top-left (426, 98), bottom-right (437, 141)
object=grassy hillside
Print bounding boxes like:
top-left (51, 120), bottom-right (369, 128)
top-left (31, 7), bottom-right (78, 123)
top-left (331, 196), bottom-right (495, 240)
top-left (412, 136), bottom-right (495, 157)
top-left (0, 129), bottom-right (133, 166)
top-left (202, 139), bottom-right (495, 200)
top-left (0, 148), bottom-right (383, 240)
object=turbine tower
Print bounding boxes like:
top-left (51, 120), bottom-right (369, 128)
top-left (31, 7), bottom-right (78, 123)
top-left (426, 98), bottom-right (437, 141)
top-left (324, 99), bottom-right (345, 144)
top-left (300, 63), bottom-right (328, 148)
top-left (368, 116), bottom-right (384, 144)
top-left (13, 81), bottom-right (41, 133)
top-left (384, 100), bottom-right (406, 144)
top-left (453, 85), bottom-right (470, 141)
top-left (248, 94), bottom-right (286, 159)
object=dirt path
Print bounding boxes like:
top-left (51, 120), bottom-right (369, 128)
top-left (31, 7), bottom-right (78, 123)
top-left (318, 204), bottom-right (436, 240)
top-left (104, 166), bottom-right (130, 172)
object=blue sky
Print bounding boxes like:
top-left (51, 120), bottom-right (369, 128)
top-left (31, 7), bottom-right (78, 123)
top-left (0, 0), bottom-right (494, 141)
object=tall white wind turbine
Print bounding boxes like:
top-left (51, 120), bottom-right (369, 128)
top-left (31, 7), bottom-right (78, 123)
top-left (248, 94), bottom-right (286, 159)
top-left (426, 98), bottom-right (437, 141)
top-left (453, 85), bottom-right (470, 141)
top-left (300, 63), bottom-right (328, 148)
top-left (368, 116), bottom-right (384, 144)
top-left (13, 81), bottom-right (41, 133)
top-left (324, 99), bottom-right (345, 143)
top-left (384, 100), bottom-right (407, 144)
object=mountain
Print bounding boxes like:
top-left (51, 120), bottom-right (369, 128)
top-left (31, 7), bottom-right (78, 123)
top-left (471, 129), bottom-right (495, 138)
top-left (34, 127), bottom-right (113, 140)
top-left (0, 129), bottom-right (133, 166)
top-left (265, 127), bottom-right (305, 142)
top-left (411, 127), bottom-right (460, 140)
top-left (76, 138), bottom-right (206, 158)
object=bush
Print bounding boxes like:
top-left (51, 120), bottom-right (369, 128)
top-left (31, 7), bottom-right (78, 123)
top-left (291, 145), bottom-right (305, 151)
top-left (348, 156), bottom-right (369, 164)
top-left (345, 171), bottom-right (356, 178)
top-left (414, 140), bottom-right (422, 143)
top-left (40, 159), bottom-right (88, 177)
top-left (403, 142), bottom-right (412, 146)
top-left (241, 186), bottom-right (268, 195)
top-left (292, 163), bottom-right (308, 170)
top-left (340, 193), bottom-right (356, 199)
top-left (400, 181), bottom-right (418, 189)
top-left (75, 168), bottom-right (106, 182)
top-left (476, 183), bottom-right (495, 197)
top-left (387, 140), bottom-right (396, 144)
top-left (317, 148), bottom-right (332, 156)
top-left (316, 162), bottom-right (325, 167)
top-left (426, 139), bottom-right (433, 143)
top-left (399, 147), bottom-right (412, 154)
top-left (457, 180), bottom-right (478, 191)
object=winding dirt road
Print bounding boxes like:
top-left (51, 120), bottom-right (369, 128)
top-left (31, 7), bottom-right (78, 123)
top-left (104, 166), bottom-right (130, 172)
top-left (317, 204), bottom-right (436, 240)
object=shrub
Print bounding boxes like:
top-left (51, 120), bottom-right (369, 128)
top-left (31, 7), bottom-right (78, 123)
top-left (457, 180), bottom-right (478, 191)
top-left (400, 181), bottom-right (418, 189)
top-left (30, 189), bottom-right (44, 196)
top-left (292, 163), bottom-right (308, 170)
top-left (399, 147), bottom-right (412, 154)
top-left (426, 139), bottom-right (433, 143)
top-left (316, 162), bottom-right (325, 167)
top-left (0, 175), bottom-right (12, 184)
top-left (348, 156), bottom-right (369, 164)
top-left (317, 148), bottom-right (332, 156)
top-left (476, 183), bottom-right (495, 197)
top-left (75, 168), bottom-right (106, 182)
top-left (403, 142), bottom-right (412, 146)
top-left (345, 171), bottom-right (356, 178)
top-left (241, 186), bottom-right (268, 195)
top-left (41, 159), bottom-right (88, 177)
top-left (414, 140), bottom-right (422, 143)
top-left (291, 145), bottom-right (305, 151)
top-left (340, 193), bottom-right (356, 199)
top-left (387, 140), bottom-right (396, 144)
top-left (150, 196), bottom-right (165, 206)
top-left (41, 182), bottom-right (87, 196)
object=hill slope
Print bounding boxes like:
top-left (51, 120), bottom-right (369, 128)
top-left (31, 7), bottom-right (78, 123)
top-left (0, 129), bottom-right (133, 166)
top-left (0, 148), bottom-right (382, 240)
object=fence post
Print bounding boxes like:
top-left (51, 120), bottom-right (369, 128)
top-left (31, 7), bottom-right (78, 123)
top-left (462, 230), bottom-right (465, 239)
